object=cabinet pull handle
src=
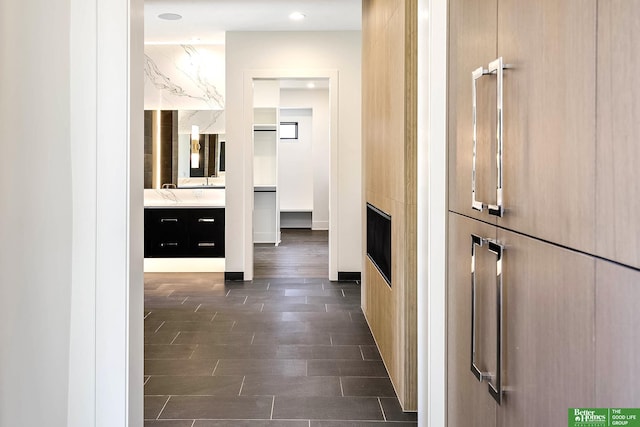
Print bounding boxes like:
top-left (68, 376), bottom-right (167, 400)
top-left (471, 58), bottom-right (506, 217)
top-left (470, 234), bottom-right (492, 382)
top-left (198, 218), bottom-right (215, 223)
top-left (470, 235), bottom-right (505, 405)
top-left (486, 239), bottom-right (504, 404)
top-left (160, 242), bottom-right (178, 247)
top-left (198, 242), bottom-right (216, 247)
top-left (160, 218), bottom-right (178, 223)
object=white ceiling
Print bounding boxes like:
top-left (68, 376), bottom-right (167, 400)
top-left (144, 0), bottom-right (362, 45)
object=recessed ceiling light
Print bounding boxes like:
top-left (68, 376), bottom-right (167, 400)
top-left (158, 13), bottom-right (182, 21)
top-left (289, 12), bottom-right (306, 21)
top-left (306, 82), bottom-right (316, 89)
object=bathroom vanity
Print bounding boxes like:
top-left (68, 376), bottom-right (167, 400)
top-left (144, 188), bottom-right (225, 258)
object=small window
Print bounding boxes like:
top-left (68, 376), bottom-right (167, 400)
top-left (280, 122), bottom-right (298, 140)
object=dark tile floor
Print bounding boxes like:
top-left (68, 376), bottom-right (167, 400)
top-left (144, 232), bottom-right (417, 426)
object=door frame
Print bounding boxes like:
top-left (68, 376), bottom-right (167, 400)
top-left (242, 69), bottom-right (339, 281)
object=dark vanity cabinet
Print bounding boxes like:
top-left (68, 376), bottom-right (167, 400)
top-left (144, 208), bottom-right (225, 258)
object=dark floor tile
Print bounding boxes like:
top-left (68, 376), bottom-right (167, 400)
top-left (379, 398), bottom-right (418, 422)
top-left (252, 331), bottom-right (331, 345)
top-left (284, 289), bottom-right (343, 297)
top-left (307, 360), bottom-right (388, 377)
top-left (273, 396), bottom-right (383, 420)
top-left (145, 359), bottom-right (216, 376)
top-left (267, 282), bottom-right (325, 290)
top-left (227, 289), bottom-right (286, 297)
top-left (241, 375), bottom-right (341, 397)
top-left (326, 304), bottom-right (363, 313)
top-left (146, 309), bottom-right (215, 322)
top-left (231, 321), bottom-right (309, 333)
top-left (311, 422), bottom-right (417, 427)
top-left (145, 420), bottom-right (194, 427)
top-left (341, 377), bottom-right (397, 397)
top-left (191, 344), bottom-right (277, 360)
top-left (160, 396), bottom-right (273, 419)
top-left (157, 321), bottom-right (235, 333)
top-left (145, 299), bottom-right (200, 310)
top-left (214, 359), bottom-right (306, 376)
top-left (307, 296), bottom-right (361, 305)
top-left (360, 346), bottom-right (383, 361)
top-left (331, 331), bottom-right (376, 345)
top-left (144, 395), bottom-right (169, 419)
top-left (195, 421), bottom-right (307, 427)
top-left (350, 312), bottom-right (368, 324)
top-left (145, 331), bottom-right (180, 345)
top-left (275, 345), bottom-right (363, 360)
top-left (261, 303), bottom-right (327, 312)
top-left (245, 296), bottom-right (306, 305)
top-left (172, 332), bottom-right (254, 345)
top-left (184, 296), bottom-right (248, 305)
top-left (145, 375), bottom-right (243, 396)
top-left (145, 345), bottom-right (197, 360)
top-left (197, 303), bottom-right (264, 313)
top-left (306, 319), bottom-right (367, 333)
top-left (213, 312), bottom-right (283, 322)
top-left (280, 312), bottom-right (351, 322)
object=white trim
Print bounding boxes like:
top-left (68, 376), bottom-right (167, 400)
top-left (418, 0), bottom-right (448, 426)
top-left (242, 69), bottom-right (340, 281)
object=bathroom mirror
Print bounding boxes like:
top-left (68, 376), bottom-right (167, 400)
top-left (144, 110), bottom-right (225, 189)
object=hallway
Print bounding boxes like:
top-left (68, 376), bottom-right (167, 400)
top-left (144, 230), bottom-right (417, 426)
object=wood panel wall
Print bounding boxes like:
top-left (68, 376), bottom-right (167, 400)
top-left (362, 0), bottom-right (417, 411)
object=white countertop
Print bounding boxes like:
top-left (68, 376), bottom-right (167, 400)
top-left (144, 188), bottom-right (225, 208)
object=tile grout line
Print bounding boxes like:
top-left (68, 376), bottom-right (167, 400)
top-left (154, 321), bottom-right (165, 334)
top-left (156, 395), bottom-right (171, 420)
top-left (238, 376), bottom-right (246, 396)
top-left (339, 377), bottom-right (345, 397)
top-left (211, 359), bottom-right (220, 376)
top-left (377, 397), bottom-right (387, 421)
top-left (169, 331), bottom-right (181, 345)
top-left (270, 395), bottom-right (275, 420)
top-left (359, 345), bottom-right (366, 360)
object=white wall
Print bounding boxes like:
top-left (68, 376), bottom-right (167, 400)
top-left (0, 1), bottom-right (72, 424)
top-left (279, 108), bottom-right (314, 212)
top-left (280, 89), bottom-right (331, 230)
top-left (226, 31), bottom-right (362, 278)
top-left (0, 0), bottom-right (144, 426)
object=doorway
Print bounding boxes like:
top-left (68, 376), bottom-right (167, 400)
top-left (251, 78), bottom-right (332, 279)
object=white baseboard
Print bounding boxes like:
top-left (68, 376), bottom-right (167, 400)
top-left (312, 220), bottom-right (329, 230)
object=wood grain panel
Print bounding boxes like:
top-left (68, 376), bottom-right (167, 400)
top-left (362, 0), bottom-right (417, 411)
top-left (596, 1), bottom-right (640, 268)
top-left (447, 213), bottom-right (497, 427)
top-left (595, 260), bottom-right (640, 406)
top-left (447, 0), bottom-right (498, 224)
top-left (496, 227), bottom-right (595, 427)
top-left (497, 0), bottom-right (596, 253)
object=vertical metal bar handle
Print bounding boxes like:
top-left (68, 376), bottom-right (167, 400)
top-left (472, 67), bottom-right (490, 212)
top-left (487, 240), bottom-right (504, 404)
top-left (488, 57), bottom-right (505, 217)
top-left (470, 234), bottom-right (493, 382)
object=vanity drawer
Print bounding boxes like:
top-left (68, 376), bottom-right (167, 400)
top-left (144, 208), bottom-right (225, 258)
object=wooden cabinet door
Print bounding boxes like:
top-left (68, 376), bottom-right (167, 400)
top-left (596, 1), bottom-right (640, 269)
top-left (496, 0), bottom-right (597, 253)
top-left (595, 260), bottom-right (640, 406)
top-left (496, 228), bottom-right (595, 427)
top-left (448, 0), bottom-right (498, 224)
top-left (448, 213), bottom-right (497, 427)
